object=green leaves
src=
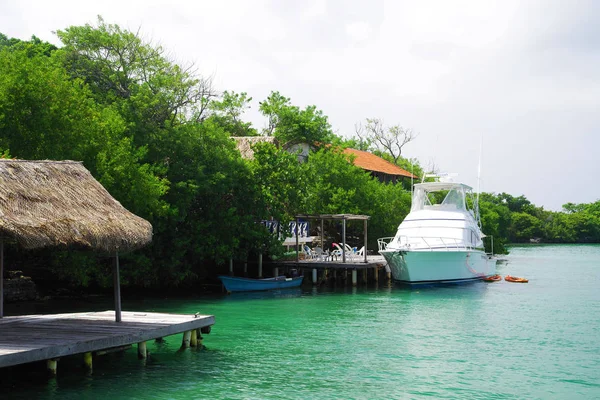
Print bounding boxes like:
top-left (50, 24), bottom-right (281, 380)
top-left (259, 91), bottom-right (334, 145)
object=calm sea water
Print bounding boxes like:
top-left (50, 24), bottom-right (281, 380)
top-left (2, 244), bottom-right (599, 399)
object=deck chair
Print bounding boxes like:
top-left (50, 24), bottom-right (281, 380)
top-left (331, 243), bottom-right (346, 260)
top-left (313, 246), bottom-right (325, 261)
top-left (303, 244), bottom-right (314, 259)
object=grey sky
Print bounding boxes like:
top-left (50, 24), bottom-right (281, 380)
top-left (1, 0), bottom-right (598, 210)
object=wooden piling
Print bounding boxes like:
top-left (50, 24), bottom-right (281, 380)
top-left (137, 341), bottom-right (148, 359)
top-left (181, 331), bottom-right (192, 349)
top-left (47, 359), bottom-right (58, 376)
top-left (312, 268), bottom-right (318, 284)
top-left (190, 329), bottom-right (198, 347)
top-left (352, 269), bottom-right (358, 286)
top-left (273, 267), bottom-right (279, 278)
top-left (229, 258), bottom-right (233, 276)
top-left (258, 254), bottom-right (263, 278)
top-left (83, 352), bottom-right (93, 372)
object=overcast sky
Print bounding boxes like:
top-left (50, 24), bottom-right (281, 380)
top-left (1, 0), bottom-right (599, 210)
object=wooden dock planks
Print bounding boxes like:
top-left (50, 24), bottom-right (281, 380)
top-left (0, 310), bottom-right (215, 368)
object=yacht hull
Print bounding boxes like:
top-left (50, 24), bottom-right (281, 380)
top-left (380, 249), bottom-right (496, 284)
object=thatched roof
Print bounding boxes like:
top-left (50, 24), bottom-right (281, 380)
top-left (0, 160), bottom-right (152, 252)
top-left (232, 136), bottom-right (278, 159)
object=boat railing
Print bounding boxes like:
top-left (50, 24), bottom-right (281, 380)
top-left (377, 237), bottom-right (395, 251)
top-left (379, 235), bottom-right (478, 252)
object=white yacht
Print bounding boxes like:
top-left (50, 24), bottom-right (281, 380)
top-left (378, 175), bottom-right (496, 284)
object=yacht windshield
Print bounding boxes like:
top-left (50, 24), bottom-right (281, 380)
top-left (411, 185), bottom-right (467, 212)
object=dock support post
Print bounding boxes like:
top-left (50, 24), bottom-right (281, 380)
top-left (333, 269), bottom-right (337, 282)
top-left (244, 261), bottom-right (248, 276)
top-left (190, 329), bottom-right (198, 347)
top-left (0, 238), bottom-right (3, 318)
top-left (374, 266), bottom-right (379, 282)
top-left (113, 251), bottom-right (122, 322)
top-left (273, 267), bottom-right (279, 278)
top-left (342, 218), bottom-right (347, 263)
top-left (138, 341), bottom-right (148, 359)
top-left (364, 219), bottom-right (368, 263)
top-left (182, 330), bottom-right (192, 349)
top-left (229, 258), bottom-right (233, 276)
top-left (352, 269), bottom-right (358, 286)
top-left (312, 268), bottom-right (317, 284)
top-left (363, 268), bottom-right (368, 284)
top-left (385, 264), bottom-right (391, 281)
top-left (258, 253), bottom-right (263, 278)
top-left (47, 359), bottom-right (58, 376)
top-left (83, 352), bottom-right (93, 372)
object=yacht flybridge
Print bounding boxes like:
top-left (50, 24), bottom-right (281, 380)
top-left (378, 174), bottom-right (496, 283)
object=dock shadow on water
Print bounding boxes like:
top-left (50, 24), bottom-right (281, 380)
top-left (1, 245), bottom-right (599, 399)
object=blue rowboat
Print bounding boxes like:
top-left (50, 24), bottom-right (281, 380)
top-left (218, 275), bottom-right (304, 292)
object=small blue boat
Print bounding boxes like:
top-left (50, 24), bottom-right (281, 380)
top-left (218, 275), bottom-right (304, 292)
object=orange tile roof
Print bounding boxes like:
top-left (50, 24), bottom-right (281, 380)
top-left (343, 148), bottom-right (417, 178)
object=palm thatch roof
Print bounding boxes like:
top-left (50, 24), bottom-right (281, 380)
top-left (0, 160), bottom-right (152, 252)
top-left (232, 136), bottom-right (278, 159)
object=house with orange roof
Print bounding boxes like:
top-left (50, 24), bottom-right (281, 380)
top-left (343, 148), bottom-right (418, 184)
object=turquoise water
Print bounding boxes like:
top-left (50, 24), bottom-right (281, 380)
top-left (2, 244), bottom-right (600, 399)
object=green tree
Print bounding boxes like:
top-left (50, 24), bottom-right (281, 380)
top-left (259, 91), bottom-right (334, 145)
top-left (207, 91), bottom-right (257, 136)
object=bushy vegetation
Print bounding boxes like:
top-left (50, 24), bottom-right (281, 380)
top-left (0, 21), bottom-right (597, 290)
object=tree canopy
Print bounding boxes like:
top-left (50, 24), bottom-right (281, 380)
top-left (0, 20), bottom-right (597, 291)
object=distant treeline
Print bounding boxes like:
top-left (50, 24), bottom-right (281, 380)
top-left (0, 20), bottom-right (597, 290)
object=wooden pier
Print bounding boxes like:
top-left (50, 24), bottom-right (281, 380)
top-left (0, 310), bottom-right (215, 372)
top-left (270, 255), bottom-right (390, 285)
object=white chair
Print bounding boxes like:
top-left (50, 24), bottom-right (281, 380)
top-left (303, 244), bottom-right (314, 259)
top-left (313, 246), bottom-right (325, 261)
top-left (331, 243), bottom-right (346, 261)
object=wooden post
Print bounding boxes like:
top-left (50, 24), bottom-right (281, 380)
top-left (320, 218), bottom-right (324, 249)
top-left (113, 251), bottom-right (122, 322)
top-left (295, 217), bottom-right (300, 262)
top-left (258, 253), bottom-right (263, 278)
top-left (137, 341), bottom-right (148, 359)
top-left (229, 258), bottom-right (233, 276)
top-left (47, 359), bottom-right (58, 376)
top-left (352, 269), bottom-right (358, 286)
top-left (244, 261), bottom-right (248, 276)
top-left (374, 266), bottom-right (379, 282)
top-left (386, 264), bottom-right (391, 281)
top-left (363, 268), bottom-right (368, 284)
top-left (312, 268), bottom-right (317, 284)
top-left (83, 352), bottom-right (93, 372)
top-left (342, 218), bottom-right (347, 263)
top-left (273, 267), bottom-right (279, 278)
top-left (190, 329), bottom-right (198, 347)
top-left (181, 331), bottom-right (192, 349)
top-left (364, 219), bottom-right (368, 263)
top-left (0, 238), bottom-right (3, 318)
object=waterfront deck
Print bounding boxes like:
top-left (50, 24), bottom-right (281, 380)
top-left (270, 255), bottom-right (389, 285)
top-left (272, 255), bottom-right (387, 270)
top-left (0, 310), bottom-right (215, 369)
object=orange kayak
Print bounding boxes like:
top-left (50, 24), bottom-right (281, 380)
top-left (483, 274), bottom-right (502, 282)
top-left (504, 275), bottom-right (528, 283)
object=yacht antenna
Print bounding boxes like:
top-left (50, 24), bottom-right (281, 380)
top-left (476, 137), bottom-right (482, 227)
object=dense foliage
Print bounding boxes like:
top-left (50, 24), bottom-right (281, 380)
top-left (0, 22), bottom-right (597, 291)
